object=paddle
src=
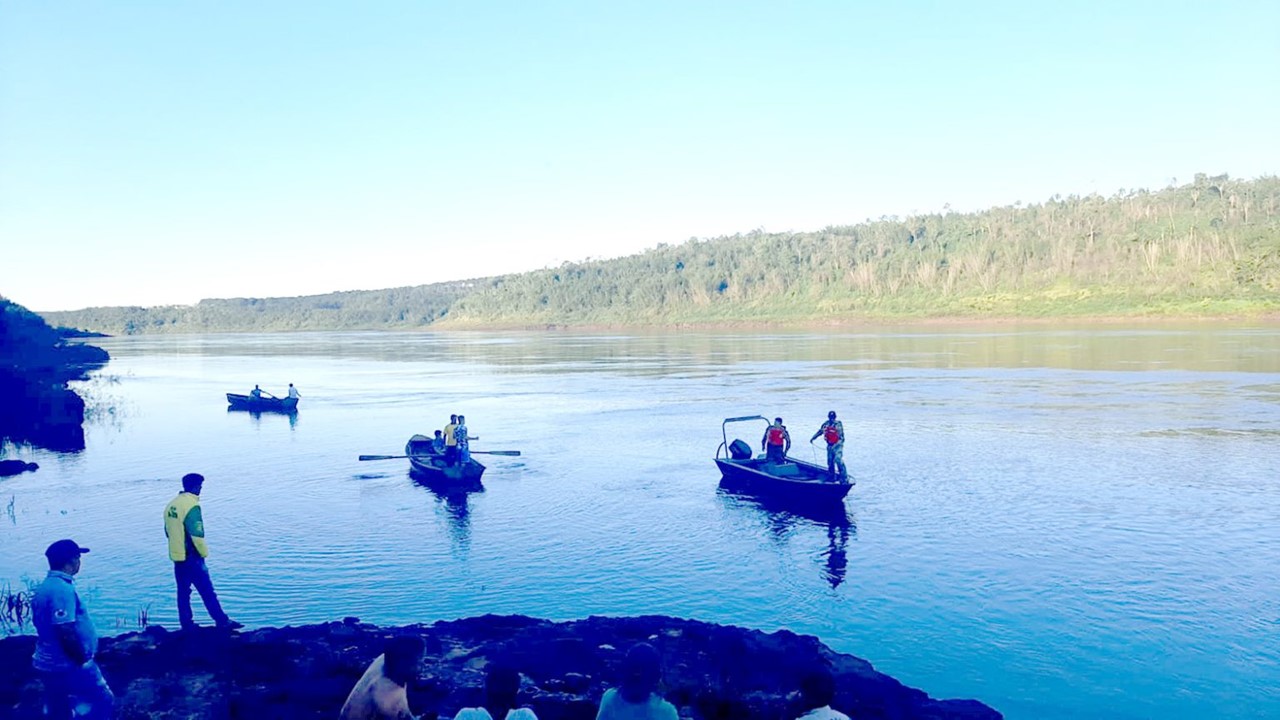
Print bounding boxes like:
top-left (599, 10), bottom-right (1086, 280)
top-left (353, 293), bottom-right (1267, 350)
top-left (358, 450), bottom-right (521, 461)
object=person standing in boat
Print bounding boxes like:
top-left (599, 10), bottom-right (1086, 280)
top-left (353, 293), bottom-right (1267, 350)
top-left (761, 417), bottom-right (791, 463)
top-left (443, 414), bottom-right (460, 465)
top-left (163, 473), bottom-right (243, 631)
top-left (287, 383), bottom-right (300, 400)
top-left (810, 411), bottom-right (846, 480)
top-left (454, 415), bottom-right (478, 465)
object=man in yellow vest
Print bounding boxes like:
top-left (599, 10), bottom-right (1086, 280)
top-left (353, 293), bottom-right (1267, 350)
top-left (164, 473), bottom-right (242, 631)
top-left (442, 414), bottom-right (459, 465)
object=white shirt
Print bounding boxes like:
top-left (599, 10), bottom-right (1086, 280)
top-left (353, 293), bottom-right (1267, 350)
top-left (287, 386), bottom-right (300, 399)
top-left (454, 708), bottom-right (538, 720)
top-left (796, 706), bottom-right (851, 720)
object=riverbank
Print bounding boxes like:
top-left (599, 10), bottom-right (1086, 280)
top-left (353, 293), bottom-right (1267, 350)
top-left (0, 614), bottom-right (1000, 719)
top-left (0, 299), bottom-right (108, 451)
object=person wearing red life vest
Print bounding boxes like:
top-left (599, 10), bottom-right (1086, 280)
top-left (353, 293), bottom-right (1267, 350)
top-left (810, 411), bottom-right (846, 480)
top-left (761, 417), bottom-right (791, 463)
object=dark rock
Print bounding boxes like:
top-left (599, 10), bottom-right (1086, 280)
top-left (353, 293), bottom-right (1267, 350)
top-left (0, 615), bottom-right (1001, 719)
top-left (0, 460), bottom-right (38, 477)
top-left (1, 298), bottom-right (108, 451)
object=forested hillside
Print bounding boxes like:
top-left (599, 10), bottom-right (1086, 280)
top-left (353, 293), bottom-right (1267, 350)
top-left (445, 174), bottom-right (1280, 325)
top-left (42, 175), bottom-right (1280, 334)
top-left (40, 280), bottom-right (484, 335)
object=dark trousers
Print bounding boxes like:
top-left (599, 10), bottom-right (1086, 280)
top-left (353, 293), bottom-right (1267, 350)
top-left (444, 446), bottom-right (459, 465)
top-left (174, 558), bottom-right (230, 628)
top-left (765, 444), bottom-right (786, 463)
top-left (40, 661), bottom-right (114, 719)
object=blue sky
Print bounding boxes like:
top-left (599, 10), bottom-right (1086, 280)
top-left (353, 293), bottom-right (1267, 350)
top-left (3, 1), bottom-right (1277, 311)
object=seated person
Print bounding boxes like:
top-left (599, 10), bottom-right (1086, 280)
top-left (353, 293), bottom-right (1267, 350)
top-left (249, 385), bottom-right (263, 399)
top-left (453, 664), bottom-right (538, 720)
top-left (431, 430), bottom-right (446, 455)
top-left (594, 643), bottom-right (678, 720)
top-left (340, 636), bottom-right (425, 720)
top-left (793, 666), bottom-right (850, 720)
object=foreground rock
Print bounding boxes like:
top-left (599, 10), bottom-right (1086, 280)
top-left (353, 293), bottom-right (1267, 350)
top-left (0, 614), bottom-right (1000, 719)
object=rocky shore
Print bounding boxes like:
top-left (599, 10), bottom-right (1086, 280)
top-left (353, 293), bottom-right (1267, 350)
top-left (0, 298), bottom-right (108, 451)
top-left (1, 614), bottom-right (1000, 719)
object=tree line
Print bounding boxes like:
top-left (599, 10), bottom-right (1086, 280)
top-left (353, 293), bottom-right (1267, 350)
top-left (41, 174), bottom-right (1280, 334)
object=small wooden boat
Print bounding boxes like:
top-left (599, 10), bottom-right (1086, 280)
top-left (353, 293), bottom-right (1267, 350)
top-left (405, 434), bottom-right (485, 490)
top-left (715, 415), bottom-right (852, 502)
top-left (226, 393), bottom-right (299, 412)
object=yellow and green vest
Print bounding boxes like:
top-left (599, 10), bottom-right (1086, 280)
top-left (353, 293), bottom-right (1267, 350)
top-left (164, 492), bottom-right (209, 561)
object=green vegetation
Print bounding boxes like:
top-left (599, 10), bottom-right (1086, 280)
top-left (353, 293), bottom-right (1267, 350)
top-left (40, 281), bottom-right (482, 335)
top-left (446, 173), bottom-right (1280, 326)
top-left (42, 175), bottom-right (1280, 334)
top-left (1, 298), bottom-right (109, 449)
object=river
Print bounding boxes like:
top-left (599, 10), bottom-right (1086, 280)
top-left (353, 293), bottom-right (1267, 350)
top-left (1, 325), bottom-right (1277, 719)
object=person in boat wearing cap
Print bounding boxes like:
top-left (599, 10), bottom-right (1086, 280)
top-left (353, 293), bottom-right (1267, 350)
top-left (164, 472), bottom-right (243, 631)
top-left (810, 411), bottom-right (846, 480)
top-left (32, 538), bottom-right (115, 719)
top-left (761, 417), bottom-right (791, 464)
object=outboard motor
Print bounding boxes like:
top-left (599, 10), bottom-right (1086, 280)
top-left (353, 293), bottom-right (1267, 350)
top-left (728, 439), bottom-right (753, 460)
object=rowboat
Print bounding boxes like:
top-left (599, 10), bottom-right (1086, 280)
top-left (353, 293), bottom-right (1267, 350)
top-left (226, 393), bottom-right (298, 412)
top-left (405, 434), bottom-right (485, 490)
top-left (715, 415), bottom-right (852, 502)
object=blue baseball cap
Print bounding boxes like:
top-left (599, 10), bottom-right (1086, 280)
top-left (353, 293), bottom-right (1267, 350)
top-left (45, 539), bottom-right (90, 565)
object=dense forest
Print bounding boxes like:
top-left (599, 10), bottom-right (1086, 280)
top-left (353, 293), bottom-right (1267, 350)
top-left (40, 281), bottom-right (483, 335)
top-left (41, 175), bottom-right (1280, 334)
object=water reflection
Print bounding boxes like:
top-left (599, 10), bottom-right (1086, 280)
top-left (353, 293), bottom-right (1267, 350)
top-left (718, 488), bottom-right (855, 588)
top-left (227, 407), bottom-right (299, 429)
top-left (409, 472), bottom-right (480, 557)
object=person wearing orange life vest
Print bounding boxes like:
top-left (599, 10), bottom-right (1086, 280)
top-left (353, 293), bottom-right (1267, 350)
top-left (164, 473), bottom-right (242, 631)
top-left (761, 417), bottom-right (791, 464)
top-left (810, 411), bottom-right (846, 480)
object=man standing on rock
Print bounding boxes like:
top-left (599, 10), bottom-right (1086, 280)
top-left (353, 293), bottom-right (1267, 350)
top-left (164, 473), bottom-right (243, 631)
top-left (32, 539), bottom-right (114, 719)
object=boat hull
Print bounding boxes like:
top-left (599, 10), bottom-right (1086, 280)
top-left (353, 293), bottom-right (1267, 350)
top-left (226, 393), bottom-right (298, 412)
top-left (405, 434), bottom-right (485, 491)
top-left (715, 457), bottom-right (852, 502)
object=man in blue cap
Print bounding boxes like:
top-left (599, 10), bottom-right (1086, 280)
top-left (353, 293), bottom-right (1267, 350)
top-left (164, 472), bottom-right (243, 631)
top-left (32, 538), bottom-right (114, 719)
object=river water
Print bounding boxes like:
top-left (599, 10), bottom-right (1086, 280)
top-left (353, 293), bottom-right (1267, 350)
top-left (1, 325), bottom-right (1277, 719)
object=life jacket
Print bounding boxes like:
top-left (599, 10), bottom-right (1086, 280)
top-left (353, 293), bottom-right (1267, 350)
top-left (164, 492), bottom-right (208, 562)
top-left (823, 423), bottom-right (841, 445)
top-left (766, 426), bottom-right (786, 445)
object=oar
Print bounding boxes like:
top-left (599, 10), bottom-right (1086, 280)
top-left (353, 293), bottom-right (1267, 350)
top-left (358, 450), bottom-right (521, 461)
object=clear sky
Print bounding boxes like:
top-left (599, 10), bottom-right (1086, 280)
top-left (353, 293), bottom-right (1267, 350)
top-left (3, 1), bottom-right (1277, 312)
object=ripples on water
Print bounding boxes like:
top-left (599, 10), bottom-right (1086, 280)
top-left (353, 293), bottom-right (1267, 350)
top-left (1, 326), bottom-right (1278, 720)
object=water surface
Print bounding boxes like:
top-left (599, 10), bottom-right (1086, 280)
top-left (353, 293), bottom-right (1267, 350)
top-left (2, 325), bottom-right (1278, 719)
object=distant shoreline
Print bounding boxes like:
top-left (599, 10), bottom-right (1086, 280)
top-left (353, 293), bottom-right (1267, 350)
top-left (47, 311), bottom-right (1280, 337)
